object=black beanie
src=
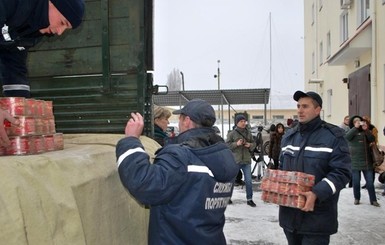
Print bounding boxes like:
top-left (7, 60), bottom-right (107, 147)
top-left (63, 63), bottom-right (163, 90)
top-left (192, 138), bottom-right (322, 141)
top-left (51, 0), bottom-right (85, 29)
top-left (235, 115), bottom-right (246, 125)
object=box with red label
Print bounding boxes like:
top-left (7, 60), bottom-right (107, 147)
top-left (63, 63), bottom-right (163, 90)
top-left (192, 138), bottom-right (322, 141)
top-left (1, 97), bottom-right (63, 156)
top-left (5, 116), bottom-right (36, 136)
top-left (260, 169), bottom-right (315, 209)
top-left (43, 135), bottom-right (55, 152)
top-left (0, 97), bottom-right (27, 116)
top-left (0, 136), bottom-right (35, 156)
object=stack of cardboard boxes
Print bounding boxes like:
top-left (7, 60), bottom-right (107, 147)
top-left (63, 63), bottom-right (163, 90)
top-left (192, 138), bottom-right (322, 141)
top-left (0, 97), bottom-right (63, 155)
top-left (260, 169), bottom-right (315, 209)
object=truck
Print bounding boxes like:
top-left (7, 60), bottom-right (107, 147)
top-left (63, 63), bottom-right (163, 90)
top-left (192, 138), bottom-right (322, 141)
top-left (28, 0), bottom-right (154, 136)
top-left (0, 1), bottom-right (154, 244)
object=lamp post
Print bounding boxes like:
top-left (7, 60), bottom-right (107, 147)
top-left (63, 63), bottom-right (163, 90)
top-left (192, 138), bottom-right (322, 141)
top-left (180, 71), bottom-right (185, 91)
top-left (214, 60), bottom-right (220, 90)
top-left (213, 60), bottom-right (221, 120)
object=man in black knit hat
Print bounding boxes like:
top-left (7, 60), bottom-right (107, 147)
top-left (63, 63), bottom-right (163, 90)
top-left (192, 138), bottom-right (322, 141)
top-left (226, 114), bottom-right (257, 207)
top-left (0, 0), bottom-right (85, 146)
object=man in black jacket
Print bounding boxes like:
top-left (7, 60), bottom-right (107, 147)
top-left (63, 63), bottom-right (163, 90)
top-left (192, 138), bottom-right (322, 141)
top-left (0, 0), bottom-right (85, 146)
top-left (279, 91), bottom-right (351, 245)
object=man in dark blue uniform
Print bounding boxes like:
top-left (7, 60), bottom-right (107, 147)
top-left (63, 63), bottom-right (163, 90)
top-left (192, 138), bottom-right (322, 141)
top-left (279, 91), bottom-right (351, 245)
top-left (116, 99), bottom-right (239, 245)
top-left (0, 0), bottom-right (85, 146)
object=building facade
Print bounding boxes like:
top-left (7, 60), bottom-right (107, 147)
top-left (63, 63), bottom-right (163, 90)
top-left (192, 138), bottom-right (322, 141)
top-left (304, 0), bottom-right (385, 145)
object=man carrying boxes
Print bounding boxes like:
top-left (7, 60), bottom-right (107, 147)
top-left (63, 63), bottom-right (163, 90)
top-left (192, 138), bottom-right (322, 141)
top-left (276, 91), bottom-right (351, 245)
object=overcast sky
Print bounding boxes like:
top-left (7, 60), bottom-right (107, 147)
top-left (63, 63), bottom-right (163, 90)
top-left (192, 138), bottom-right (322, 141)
top-left (153, 0), bottom-right (304, 109)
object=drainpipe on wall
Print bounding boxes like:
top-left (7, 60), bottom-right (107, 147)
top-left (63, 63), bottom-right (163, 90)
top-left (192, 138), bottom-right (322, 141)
top-left (371, 0), bottom-right (377, 123)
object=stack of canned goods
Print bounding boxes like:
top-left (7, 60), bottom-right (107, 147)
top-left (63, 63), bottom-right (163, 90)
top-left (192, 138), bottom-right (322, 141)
top-left (260, 169), bottom-right (315, 209)
top-left (0, 97), bottom-right (64, 156)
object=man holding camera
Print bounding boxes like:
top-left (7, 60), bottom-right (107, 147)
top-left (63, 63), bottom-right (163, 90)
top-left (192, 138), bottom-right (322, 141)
top-left (226, 114), bottom-right (257, 207)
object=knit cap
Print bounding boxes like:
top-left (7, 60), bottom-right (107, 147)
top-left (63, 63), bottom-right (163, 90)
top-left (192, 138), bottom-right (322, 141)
top-left (51, 0), bottom-right (85, 29)
top-left (235, 114), bottom-right (247, 125)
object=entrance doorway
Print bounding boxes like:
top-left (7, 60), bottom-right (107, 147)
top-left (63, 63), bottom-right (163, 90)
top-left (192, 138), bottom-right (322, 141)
top-left (348, 64), bottom-right (371, 117)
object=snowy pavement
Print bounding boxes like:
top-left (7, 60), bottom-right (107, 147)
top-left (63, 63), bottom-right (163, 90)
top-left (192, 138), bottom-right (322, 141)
top-left (224, 177), bottom-right (385, 245)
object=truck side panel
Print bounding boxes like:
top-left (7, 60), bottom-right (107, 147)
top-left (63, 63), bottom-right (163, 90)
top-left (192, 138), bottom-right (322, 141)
top-left (28, 0), bottom-right (153, 135)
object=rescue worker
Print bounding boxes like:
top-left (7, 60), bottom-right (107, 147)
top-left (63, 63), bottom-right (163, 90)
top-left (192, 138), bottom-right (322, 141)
top-left (0, 0), bottom-right (85, 146)
top-left (116, 99), bottom-right (239, 244)
top-left (279, 91), bottom-right (351, 245)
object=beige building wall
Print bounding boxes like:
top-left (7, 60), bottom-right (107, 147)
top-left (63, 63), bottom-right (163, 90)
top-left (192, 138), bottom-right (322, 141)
top-left (304, 0), bottom-right (385, 145)
top-left (168, 107), bottom-right (297, 126)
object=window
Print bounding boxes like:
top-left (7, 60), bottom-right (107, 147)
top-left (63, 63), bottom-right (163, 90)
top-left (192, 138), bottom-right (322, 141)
top-left (326, 32), bottom-right (331, 58)
top-left (252, 115), bottom-right (263, 120)
top-left (327, 89), bottom-right (332, 117)
top-left (358, 0), bottom-right (370, 25)
top-left (340, 12), bottom-right (349, 43)
top-left (273, 115), bottom-right (284, 120)
top-left (319, 41), bottom-right (323, 65)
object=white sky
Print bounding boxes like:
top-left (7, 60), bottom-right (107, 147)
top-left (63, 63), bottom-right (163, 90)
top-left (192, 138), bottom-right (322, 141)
top-left (153, 0), bottom-right (304, 109)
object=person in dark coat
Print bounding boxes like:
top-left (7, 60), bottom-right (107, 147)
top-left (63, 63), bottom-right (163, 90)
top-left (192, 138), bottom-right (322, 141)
top-left (153, 106), bottom-right (171, 146)
top-left (345, 115), bottom-right (380, 207)
top-left (0, 0), bottom-right (85, 146)
top-left (268, 122), bottom-right (285, 169)
top-left (279, 91), bottom-right (351, 245)
top-left (116, 99), bottom-right (238, 245)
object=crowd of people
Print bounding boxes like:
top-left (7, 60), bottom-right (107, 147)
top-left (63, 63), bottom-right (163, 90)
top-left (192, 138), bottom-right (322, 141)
top-left (2, 1), bottom-right (383, 244)
top-left (116, 89), bottom-right (374, 244)
top-left (1, 6), bottom-right (383, 239)
top-left (116, 88), bottom-right (382, 244)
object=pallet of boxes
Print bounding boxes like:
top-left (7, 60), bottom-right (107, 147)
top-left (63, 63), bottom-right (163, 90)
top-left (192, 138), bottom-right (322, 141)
top-left (260, 169), bottom-right (315, 209)
top-left (0, 97), bottom-right (63, 155)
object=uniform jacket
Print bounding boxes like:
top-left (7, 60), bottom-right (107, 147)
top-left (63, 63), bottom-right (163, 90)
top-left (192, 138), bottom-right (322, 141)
top-left (0, 0), bottom-right (49, 97)
top-left (279, 116), bottom-right (351, 235)
top-left (345, 127), bottom-right (375, 171)
top-left (226, 127), bottom-right (256, 164)
top-left (116, 127), bottom-right (239, 245)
